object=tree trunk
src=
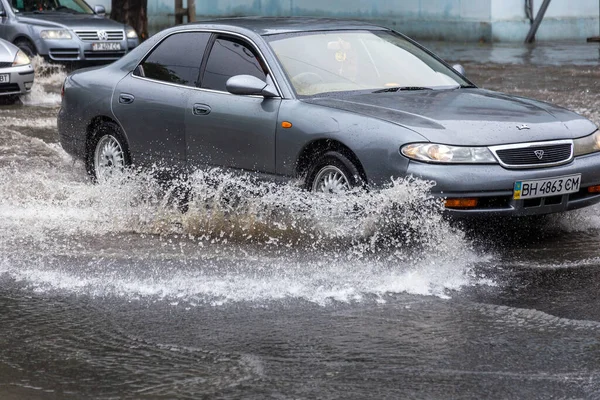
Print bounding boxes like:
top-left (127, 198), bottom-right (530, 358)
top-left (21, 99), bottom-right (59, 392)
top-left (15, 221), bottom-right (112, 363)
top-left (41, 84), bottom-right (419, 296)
top-left (111, 0), bottom-right (149, 41)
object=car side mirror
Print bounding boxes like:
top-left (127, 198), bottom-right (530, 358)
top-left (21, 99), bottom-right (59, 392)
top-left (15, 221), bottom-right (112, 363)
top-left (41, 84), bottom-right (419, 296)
top-left (94, 5), bottom-right (105, 16)
top-left (226, 75), bottom-right (278, 98)
top-left (453, 64), bottom-right (466, 76)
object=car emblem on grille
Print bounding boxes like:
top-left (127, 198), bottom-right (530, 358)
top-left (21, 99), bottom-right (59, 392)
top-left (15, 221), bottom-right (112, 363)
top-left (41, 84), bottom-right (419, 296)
top-left (98, 30), bottom-right (108, 41)
top-left (517, 124), bottom-right (530, 130)
top-left (534, 150), bottom-right (545, 160)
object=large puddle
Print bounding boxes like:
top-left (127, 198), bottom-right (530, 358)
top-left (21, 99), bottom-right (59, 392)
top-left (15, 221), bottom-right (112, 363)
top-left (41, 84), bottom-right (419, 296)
top-left (1, 53), bottom-right (599, 306)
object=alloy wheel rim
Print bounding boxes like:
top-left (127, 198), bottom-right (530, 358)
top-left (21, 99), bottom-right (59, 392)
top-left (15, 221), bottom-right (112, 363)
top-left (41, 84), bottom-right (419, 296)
top-left (312, 166), bottom-right (350, 193)
top-left (94, 135), bottom-right (125, 183)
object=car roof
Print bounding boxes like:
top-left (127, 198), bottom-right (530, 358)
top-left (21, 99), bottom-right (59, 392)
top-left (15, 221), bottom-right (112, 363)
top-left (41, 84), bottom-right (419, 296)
top-left (183, 17), bottom-right (390, 36)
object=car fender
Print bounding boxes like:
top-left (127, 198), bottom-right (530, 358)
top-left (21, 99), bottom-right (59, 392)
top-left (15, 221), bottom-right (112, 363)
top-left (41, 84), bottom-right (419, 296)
top-left (276, 100), bottom-right (429, 187)
top-left (58, 65), bottom-right (128, 159)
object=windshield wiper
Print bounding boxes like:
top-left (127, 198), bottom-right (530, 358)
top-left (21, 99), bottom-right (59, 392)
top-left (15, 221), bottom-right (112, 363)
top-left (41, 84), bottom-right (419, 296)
top-left (372, 86), bottom-right (433, 93)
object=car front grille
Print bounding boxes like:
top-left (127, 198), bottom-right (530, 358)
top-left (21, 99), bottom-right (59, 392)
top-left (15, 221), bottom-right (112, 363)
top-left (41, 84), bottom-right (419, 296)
top-left (49, 48), bottom-right (80, 60)
top-left (0, 62), bottom-right (12, 68)
top-left (75, 30), bottom-right (124, 41)
top-left (491, 141), bottom-right (573, 168)
top-left (83, 51), bottom-right (127, 60)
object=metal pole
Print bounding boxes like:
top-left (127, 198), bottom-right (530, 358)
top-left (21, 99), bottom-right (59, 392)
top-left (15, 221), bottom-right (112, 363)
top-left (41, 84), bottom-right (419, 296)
top-left (187, 0), bottom-right (196, 22)
top-left (174, 0), bottom-right (183, 25)
top-left (525, 0), bottom-right (552, 43)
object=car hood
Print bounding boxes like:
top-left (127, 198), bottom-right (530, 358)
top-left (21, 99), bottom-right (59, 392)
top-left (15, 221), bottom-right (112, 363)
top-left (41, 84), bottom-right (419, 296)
top-left (0, 40), bottom-right (17, 63)
top-left (17, 13), bottom-right (126, 30)
top-left (304, 89), bottom-right (597, 146)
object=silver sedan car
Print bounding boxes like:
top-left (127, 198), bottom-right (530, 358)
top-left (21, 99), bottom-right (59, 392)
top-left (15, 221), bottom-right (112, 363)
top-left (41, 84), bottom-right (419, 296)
top-left (58, 18), bottom-right (600, 217)
top-left (0, 38), bottom-right (33, 101)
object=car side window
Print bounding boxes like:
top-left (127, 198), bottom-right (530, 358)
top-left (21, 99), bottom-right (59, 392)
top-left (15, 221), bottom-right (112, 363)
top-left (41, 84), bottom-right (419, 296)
top-left (135, 32), bottom-right (210, 87)
top-left (201, 37), bottom-right (267, 92)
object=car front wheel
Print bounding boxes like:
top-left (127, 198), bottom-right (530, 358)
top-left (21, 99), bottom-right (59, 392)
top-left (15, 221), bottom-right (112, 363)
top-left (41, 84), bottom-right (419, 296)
top-left (14, 39), bottom-right (37, 58)
top-left (306, 151), bottom-right (363, 193)
top-left (87, 122), bottom-right (131, 183)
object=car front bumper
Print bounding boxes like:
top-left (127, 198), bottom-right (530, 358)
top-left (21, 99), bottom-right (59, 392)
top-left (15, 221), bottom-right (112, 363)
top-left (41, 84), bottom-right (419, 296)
top-left (405, 153), bottom-right (600, 216)
top-left (36, 38), bottom-right (139, 62)
top-left (0, 64), bottom-right (34, 96)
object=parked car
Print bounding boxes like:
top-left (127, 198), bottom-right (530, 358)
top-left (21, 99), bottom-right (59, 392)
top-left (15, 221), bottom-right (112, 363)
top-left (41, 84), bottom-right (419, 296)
top-left (0, 37), bottom-right (33, 102)
top-left (0, 0), bottom-right (139, 63)
top-left (58, 18), bottom-right (600, 216)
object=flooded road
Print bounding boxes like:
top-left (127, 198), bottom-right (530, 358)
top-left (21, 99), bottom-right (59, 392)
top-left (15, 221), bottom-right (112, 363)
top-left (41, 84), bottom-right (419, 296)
top-left (1, 45), bottom-right (600, 399)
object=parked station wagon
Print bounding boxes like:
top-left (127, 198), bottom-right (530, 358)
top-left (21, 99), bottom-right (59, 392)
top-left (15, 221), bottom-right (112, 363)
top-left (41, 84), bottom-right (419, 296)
top-left (0, 0), bottom-right (139, 62)
top-left (58, 18), bottom-right (600, 216)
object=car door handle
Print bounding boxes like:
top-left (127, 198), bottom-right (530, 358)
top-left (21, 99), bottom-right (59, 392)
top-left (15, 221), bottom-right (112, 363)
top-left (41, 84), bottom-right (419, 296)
top-left (193, 104), bottom-right (211, 116)
top-left (119, 93), bottom-right (135, 104)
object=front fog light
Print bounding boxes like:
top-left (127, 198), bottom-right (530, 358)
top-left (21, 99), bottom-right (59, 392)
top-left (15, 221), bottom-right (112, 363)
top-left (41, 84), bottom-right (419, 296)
top-left (25, 81), bottom-right (33, 90)
top-left (445, 198), bottom-right (479, 209)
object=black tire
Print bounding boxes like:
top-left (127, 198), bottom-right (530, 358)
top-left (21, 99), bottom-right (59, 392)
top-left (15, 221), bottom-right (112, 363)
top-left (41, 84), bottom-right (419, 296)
top-left (305, 151), bottom-right (363, 192)
top-left (86, 121), bottom-right (131, 183)
top-left (14, 38), bottom-right (37, 58)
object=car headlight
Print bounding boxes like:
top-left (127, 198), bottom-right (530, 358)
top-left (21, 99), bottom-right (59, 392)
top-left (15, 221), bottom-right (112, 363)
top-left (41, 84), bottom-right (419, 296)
top-left (401, 143), bottom-right (497, 164)
top-left (40, 29), bottom-right (72, 40)
top-left (12, 50), bottom-right (30, 66)
top-left (573, 130), bottom-right (600, 156)
top-left (126, 28), bottom-right (138, 39)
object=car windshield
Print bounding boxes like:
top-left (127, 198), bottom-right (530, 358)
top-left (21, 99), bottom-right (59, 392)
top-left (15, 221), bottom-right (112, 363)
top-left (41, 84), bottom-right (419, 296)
top-left (267, 30), bottom-right (470, 96)
top-left (12, 0), bottom-right (94, 14)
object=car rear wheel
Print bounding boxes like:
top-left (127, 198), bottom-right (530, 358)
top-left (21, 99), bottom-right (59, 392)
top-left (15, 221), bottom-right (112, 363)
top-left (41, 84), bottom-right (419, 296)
top-left (87, 122), bottom-right (131, 183)
top-left (14, 39), bottom-right (37, 58)
top-left (306, 151), bottom-right (363, 193)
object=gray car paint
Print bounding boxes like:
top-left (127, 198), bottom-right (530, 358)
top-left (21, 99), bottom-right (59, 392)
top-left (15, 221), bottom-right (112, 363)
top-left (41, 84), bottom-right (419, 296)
top-left (305, 90), bottom-right (597, 146)
top-left (57, 18), bottom-right (600, 216)
top-left (112, 75), bottom-right (189, 167)
top-left (185, 90), bottom-right (281, 173)
top-left (0, 37), bottom-right (33, 96)
top-left (0, 0), bottom-right (139, 62)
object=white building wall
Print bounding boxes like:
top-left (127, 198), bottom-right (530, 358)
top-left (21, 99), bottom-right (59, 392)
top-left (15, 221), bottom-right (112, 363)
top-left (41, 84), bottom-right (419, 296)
top-left (491, 0), bottom-right (600, 41)
top-left (96, 0), bottom-right (600, 42)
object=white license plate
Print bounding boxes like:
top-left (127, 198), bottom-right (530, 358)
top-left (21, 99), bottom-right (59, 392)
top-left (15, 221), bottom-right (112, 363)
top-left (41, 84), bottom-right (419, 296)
top-left (514, 174), bottom-right (581, 200)
top-left (92, 42), bottom-right (122, 51)
top-left (0, 74), bottom-right (10, 83)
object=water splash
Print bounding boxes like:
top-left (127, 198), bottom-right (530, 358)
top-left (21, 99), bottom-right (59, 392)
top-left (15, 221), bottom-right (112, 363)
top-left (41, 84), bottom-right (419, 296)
top-left (20, 56), bottom-right (66, 106)
top-left (0, 131), bottom-right (484, 304)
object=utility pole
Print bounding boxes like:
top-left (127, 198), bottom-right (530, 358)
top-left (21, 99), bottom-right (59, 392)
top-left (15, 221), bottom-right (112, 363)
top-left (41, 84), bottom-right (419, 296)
top-left (174, 0), bottom-right (196, 25)
top-left (525, 0), bottom-right (552, 43)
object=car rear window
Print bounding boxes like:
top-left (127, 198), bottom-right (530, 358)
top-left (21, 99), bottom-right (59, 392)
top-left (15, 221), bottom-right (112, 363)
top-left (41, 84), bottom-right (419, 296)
top-left (136, 32), bottom-right (210, 87)
top-left (201, 37), bottom-right (267, 92)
